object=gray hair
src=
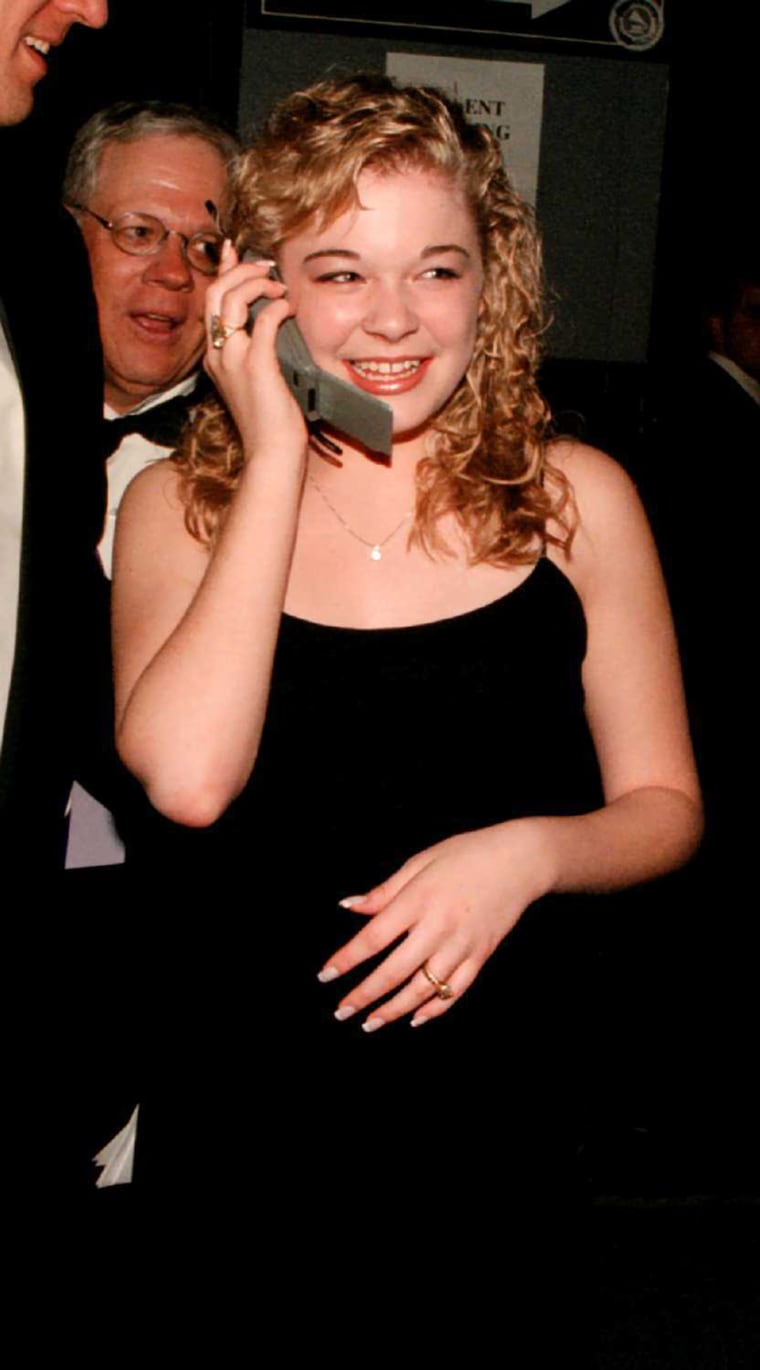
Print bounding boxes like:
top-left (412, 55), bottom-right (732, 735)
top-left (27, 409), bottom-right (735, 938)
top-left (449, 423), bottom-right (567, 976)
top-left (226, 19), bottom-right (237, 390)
top-left (63, 100), bottom-right (239, 205)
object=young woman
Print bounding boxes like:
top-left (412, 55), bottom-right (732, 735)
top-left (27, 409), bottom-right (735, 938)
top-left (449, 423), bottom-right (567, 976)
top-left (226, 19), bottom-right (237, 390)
top-left (110, 75), bottom-right (700, 1318)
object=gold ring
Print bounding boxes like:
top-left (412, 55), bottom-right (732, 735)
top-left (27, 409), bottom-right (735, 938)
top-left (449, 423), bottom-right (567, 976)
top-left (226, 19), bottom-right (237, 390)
top-left (421, 962), bottom-right (454, 1000)
top-left (209, 314), bottom-right (242, 349)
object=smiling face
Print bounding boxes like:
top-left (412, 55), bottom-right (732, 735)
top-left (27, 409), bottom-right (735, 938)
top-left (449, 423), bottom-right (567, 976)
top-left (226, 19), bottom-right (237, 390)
top-left (78, 132), bottom-right (226, 413)
top-left (278, 167), bottom-right (484, 445)
top-left (0, 1), bottom-right (107, 125)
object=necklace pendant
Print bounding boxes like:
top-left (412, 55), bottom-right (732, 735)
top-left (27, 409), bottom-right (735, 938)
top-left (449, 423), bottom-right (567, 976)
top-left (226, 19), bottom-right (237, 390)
top-left (370, 545), bottom-right (382, 562)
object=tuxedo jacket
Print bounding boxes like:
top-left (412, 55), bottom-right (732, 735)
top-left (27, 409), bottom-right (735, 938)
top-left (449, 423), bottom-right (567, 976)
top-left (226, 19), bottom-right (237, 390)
top-left (0, 183), bottom-right (135, 1196)
top-left (0, 197), bottom-right (108, 875)
top-left (640, 355), bottom-right (759, 890)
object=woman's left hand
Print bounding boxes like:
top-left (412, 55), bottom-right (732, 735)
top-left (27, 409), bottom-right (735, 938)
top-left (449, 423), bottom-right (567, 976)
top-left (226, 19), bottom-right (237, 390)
top-left (318, 819), bottom-right (555, 1029)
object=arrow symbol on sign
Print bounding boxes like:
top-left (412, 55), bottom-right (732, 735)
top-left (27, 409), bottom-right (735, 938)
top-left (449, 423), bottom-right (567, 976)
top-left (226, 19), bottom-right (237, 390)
top-left (491, 0), bottom-right (573, 18)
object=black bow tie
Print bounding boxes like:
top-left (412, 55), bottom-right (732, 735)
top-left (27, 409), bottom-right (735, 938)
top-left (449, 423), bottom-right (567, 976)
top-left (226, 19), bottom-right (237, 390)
top-left (102, 389), bottom-right (198, 460)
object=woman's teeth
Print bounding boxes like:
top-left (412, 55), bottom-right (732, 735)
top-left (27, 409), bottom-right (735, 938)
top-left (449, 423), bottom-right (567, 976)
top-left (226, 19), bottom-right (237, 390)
top-left (351, 360), bottom-right (421, 377)
top-left (24, 36), bottom-right (51, 56)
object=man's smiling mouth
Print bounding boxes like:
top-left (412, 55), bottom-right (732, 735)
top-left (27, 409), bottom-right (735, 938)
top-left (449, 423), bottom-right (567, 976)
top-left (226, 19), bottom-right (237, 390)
top-left (131, 312), bottom-right (186, 338)
top-left (23, 36), bottom-right (51, 57)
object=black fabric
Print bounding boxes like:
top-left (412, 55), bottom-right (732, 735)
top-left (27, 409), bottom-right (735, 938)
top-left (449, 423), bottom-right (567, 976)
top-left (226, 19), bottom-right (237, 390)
top-left (101, 382), bottom-right (208, 460)
top-left (633, 357), bottom-right (760, 1188)
top-left (108, 561), bottom-right (602, 1210)
top-left (0, 197), bottom-right (106, 874)
top-left (87, 561), bottom-right (602, 1344)
top-left (0, 186), bottom-right (111, 1200)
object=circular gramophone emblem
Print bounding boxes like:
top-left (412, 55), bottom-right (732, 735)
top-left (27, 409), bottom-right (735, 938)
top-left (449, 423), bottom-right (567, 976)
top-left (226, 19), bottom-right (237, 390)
top-left (609, 0), bottom-right (665, 51)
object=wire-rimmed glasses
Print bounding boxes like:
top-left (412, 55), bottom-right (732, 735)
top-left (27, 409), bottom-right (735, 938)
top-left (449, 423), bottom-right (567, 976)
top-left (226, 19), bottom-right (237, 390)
top-left (68, 202), bottom-right (224, 276)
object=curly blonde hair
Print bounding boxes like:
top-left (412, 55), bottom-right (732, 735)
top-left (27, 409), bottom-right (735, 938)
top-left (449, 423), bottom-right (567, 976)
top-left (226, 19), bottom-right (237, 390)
top-left (176, 74), bottom-right (573, 563)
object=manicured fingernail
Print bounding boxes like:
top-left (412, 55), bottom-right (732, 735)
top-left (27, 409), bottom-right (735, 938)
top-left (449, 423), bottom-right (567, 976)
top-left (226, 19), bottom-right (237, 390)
top-left (339, 895), bottom-right (365, 909)
top-left (362, 1017), bottom-right (384, 1034)
top-left (317, 966), bottom-right (339, 983)
top-left (221, 237), bottom-right (233, 260)
top-left (334, 1006), bottom-right (356, 1022)
top-left (410, 1015), bottom-right (426, 1029)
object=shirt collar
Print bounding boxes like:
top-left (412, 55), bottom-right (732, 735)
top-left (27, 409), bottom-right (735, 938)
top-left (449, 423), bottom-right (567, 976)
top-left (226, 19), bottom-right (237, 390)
top-left (104, 372), bottom-right (199, 422)
top-left (708, 352), bottom-right (760, 407)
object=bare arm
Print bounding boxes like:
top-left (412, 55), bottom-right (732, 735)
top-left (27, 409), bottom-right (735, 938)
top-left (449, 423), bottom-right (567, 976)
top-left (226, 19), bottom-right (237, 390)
top-left (318, 443), bottom-right (703, 1028)
top-left (112, 254), bottom-right (309, 826)
top-left (536, 439), bottom-right (702, 890)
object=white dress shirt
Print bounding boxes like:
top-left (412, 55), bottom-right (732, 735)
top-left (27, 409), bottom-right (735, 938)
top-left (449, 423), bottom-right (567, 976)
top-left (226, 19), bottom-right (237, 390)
top-left (0, 321), bottom-right (26, 751)
top-left (99, 373), bottom-right (199, 578)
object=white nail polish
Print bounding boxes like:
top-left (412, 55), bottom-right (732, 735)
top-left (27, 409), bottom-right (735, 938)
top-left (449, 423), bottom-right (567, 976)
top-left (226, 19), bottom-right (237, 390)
top-left (338, 895), bottom-right (364, 909)
top-left (334, 1006), bottom-right (356, 1022)
top-left (362, 1017), bottom-right (384, 1034)
top-left (317, 966), bottom-right (339, 983)
top-left (410, 1016), bottom-right (425, 1029)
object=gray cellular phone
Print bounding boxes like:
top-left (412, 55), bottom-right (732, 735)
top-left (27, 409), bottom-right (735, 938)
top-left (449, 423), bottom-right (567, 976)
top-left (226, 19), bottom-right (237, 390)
top-left (244, 252), bottom-right (393, 457)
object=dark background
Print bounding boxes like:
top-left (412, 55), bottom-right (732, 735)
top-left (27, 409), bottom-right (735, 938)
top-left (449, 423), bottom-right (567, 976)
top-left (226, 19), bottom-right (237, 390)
top-left (8, 2), bottom-right (754, 378)
top-left (7, 0), bottom-right (756, 1204)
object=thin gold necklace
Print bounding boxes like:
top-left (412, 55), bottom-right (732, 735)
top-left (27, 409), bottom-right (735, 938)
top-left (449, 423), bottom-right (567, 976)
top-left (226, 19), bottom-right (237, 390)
top-left (308, 475), bottom-right (412, 562)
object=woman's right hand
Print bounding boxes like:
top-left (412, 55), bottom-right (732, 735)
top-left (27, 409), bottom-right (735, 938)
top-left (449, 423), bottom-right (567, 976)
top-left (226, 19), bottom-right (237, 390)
top-left (203, 241), bottom-right (308, 462)
top-left (114, 242), bottom-right (315, 824)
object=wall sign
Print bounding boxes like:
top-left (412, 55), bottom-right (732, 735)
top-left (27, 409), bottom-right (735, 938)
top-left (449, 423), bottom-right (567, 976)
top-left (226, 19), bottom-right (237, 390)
top-left (251, 0), bottom-right (668, 55)
top-left (387, 52), bottom-right (544, 206)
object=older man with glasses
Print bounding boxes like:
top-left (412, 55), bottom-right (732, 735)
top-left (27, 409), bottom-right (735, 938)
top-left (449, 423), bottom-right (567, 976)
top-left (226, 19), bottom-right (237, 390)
top-left (65, 102), bottom-right (238, 578)
top-left (61, 103), bottom-right (238, 874)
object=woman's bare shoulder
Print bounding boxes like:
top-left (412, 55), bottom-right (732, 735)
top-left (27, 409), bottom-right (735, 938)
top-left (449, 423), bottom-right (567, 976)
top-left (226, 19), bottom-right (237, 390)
top-left (547, 438), bottom-right (648, 539)
top-left (545, 438), bottom-right (658, 594)
top-left (547, 436), bottom-right (638, 499)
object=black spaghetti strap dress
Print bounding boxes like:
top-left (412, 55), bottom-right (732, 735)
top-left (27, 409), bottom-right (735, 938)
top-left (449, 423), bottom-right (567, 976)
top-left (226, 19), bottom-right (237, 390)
top-left (113, 557), bottom-right (602, 1335)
